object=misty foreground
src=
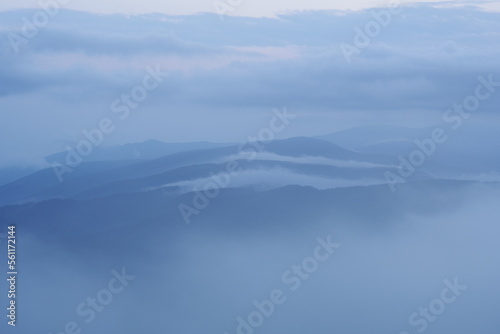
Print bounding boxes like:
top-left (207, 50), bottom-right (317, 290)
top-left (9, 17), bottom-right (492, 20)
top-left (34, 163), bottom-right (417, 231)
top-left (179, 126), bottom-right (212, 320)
top-left (0, 132), bottom-right (499, 333)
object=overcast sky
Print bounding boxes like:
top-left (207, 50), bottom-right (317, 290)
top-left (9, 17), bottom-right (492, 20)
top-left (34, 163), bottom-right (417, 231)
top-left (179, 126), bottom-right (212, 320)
top-left (1, 2), bottom-right (500, 166)
top-left (3, 0), bottom-right (500, 17)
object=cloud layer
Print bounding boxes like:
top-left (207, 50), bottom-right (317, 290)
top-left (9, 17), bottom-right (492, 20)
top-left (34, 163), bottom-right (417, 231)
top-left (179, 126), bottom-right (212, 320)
top-left (0, 5), bottom-right (499, 165)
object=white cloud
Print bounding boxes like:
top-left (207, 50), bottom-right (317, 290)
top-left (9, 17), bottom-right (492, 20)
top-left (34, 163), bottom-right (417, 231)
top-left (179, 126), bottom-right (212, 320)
top-left (220, 152), bottom-right (392, 168)
top-left (151, 167), bottom-right (386, 192)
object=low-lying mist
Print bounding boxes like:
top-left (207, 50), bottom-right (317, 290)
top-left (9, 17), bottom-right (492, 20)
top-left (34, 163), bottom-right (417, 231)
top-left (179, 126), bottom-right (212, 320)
top-left (8, 183), bottom-right (500, 334)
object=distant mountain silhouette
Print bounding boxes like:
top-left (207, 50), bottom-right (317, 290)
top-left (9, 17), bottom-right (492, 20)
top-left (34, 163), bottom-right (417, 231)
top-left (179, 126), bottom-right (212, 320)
top-left (0, 137), bottom-right (406, 206)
